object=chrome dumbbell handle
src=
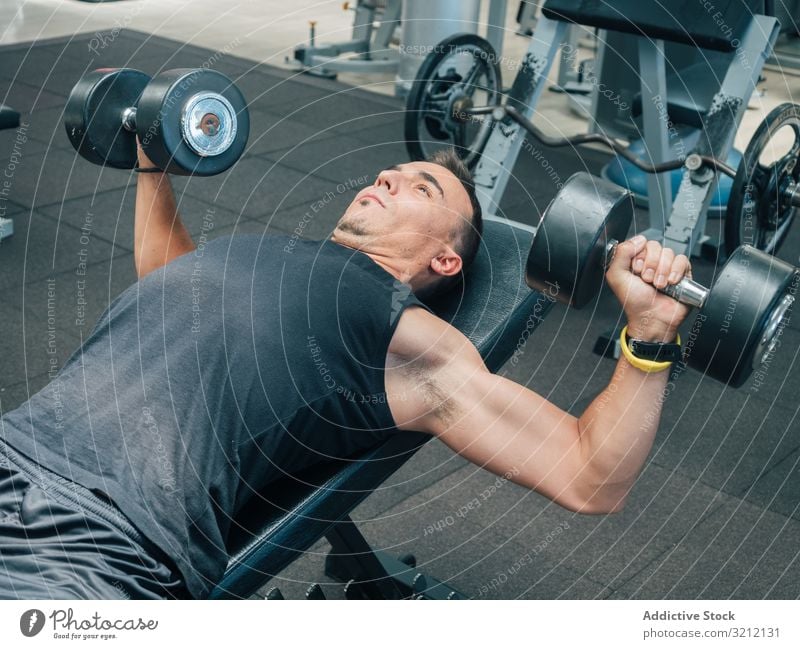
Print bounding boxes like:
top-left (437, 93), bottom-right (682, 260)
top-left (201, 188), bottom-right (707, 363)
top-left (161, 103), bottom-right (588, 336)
top-left (605, 241), bottom-right (709, 309)
top-left (659, 277), bottom-right (709, 309)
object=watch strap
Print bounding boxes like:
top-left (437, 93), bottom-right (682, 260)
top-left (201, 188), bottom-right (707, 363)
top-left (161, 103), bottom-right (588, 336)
top-left (619, 326), bottom-right (682, 373)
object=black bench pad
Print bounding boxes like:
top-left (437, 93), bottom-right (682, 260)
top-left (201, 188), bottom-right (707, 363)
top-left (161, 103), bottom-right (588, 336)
top-left (542, 0), bottom-right (761, 52)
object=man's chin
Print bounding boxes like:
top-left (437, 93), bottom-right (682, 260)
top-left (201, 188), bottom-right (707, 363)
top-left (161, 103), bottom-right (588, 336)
top-left (334, 219), bottom-right (370, 238)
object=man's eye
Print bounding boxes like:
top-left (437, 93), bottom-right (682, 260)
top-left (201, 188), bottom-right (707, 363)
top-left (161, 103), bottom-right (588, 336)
top-left (417, 185), bottom-right (432, 197)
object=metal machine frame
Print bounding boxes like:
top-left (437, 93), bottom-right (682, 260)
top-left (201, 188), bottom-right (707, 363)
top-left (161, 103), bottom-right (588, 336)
top-left (291, 0), bottom-right (402, 79)
top-left (472, 11), bottom-right (779, 258)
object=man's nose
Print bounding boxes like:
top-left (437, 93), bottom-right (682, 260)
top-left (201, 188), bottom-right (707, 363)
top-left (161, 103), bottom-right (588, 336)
top-left (375, 169), bottom-right (401, 193)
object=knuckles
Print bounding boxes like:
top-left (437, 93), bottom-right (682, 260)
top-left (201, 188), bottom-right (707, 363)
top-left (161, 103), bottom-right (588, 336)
top-left (614, 240), bottom-right (690, 284)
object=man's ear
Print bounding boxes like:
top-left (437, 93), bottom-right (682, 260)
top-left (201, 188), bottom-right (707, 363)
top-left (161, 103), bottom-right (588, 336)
top-left (430, 249), bottom-right (463, 278)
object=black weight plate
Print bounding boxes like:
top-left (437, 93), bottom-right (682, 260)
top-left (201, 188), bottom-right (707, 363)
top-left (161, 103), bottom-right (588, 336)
top-left (136, 68), bottom-right (249, 176)
top-left (526, 172), bottom-right (635, 308)
top-left (685, 245), bottom-right (798, 387)
top-left (726, 102), bottom-right (800, 256)
top-left (64, 68), bottom-right (151, 169)
top-left (405, 33), bottom-right (502, 169)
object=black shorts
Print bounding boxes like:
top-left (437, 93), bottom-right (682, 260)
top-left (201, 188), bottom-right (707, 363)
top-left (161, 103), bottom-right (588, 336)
top-left (0, 440), bottom-right (189, 599)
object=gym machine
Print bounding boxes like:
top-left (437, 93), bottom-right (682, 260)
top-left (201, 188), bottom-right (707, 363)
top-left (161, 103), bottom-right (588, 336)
top-left (291, 0), bottom-right (402, 79)
top-left (404, 1), bottom-right (793, 260)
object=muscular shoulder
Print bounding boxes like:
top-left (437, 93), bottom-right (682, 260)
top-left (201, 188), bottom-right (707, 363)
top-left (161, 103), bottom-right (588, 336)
top-left (387, 306), bottom-right (467, 360)
top-left (385, 306), bottom-right (487, 432)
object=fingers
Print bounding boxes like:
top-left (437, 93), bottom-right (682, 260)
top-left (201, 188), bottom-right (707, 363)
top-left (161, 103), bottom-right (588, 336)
top-left (609, 234), bottom-right (647, 271)
top-left (639, 241), bottom-right (673, 289)
top-left (667, 253), bottom-right (692, 284)
top-left (629, 239), bottom-right (691, 289)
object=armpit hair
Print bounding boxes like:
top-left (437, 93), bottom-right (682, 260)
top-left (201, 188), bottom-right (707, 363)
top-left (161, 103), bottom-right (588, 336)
top-left (399, 355), bottom-right (457, 427)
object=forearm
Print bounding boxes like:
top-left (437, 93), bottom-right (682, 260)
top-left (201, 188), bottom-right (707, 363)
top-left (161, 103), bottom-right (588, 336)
top-left (576, 320), bottom-right (677, 512)
top-left (134, 148), bottom-right (195, 278)
top-left (425, 238), bottom-right (692, 516)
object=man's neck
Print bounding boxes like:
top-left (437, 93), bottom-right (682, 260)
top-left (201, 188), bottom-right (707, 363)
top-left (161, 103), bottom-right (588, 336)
top-left (330, 233), bottom-right (411, 286)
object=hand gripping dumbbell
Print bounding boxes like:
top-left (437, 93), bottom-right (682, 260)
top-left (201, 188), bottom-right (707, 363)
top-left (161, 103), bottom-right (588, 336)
top-left (64, 67), bottom-right (249, 176)
top-left (525, 172), bottom-right (799, 387)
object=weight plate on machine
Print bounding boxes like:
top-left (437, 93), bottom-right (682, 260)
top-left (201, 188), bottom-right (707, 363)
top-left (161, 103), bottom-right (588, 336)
top-left (404, 33), bottom-right (502, 169)
top-left (136, 68), bottom-right (249, 176)
top-left (726, 102), bottom-right (800, 256)
top-left (64, 68), bottom-right (151, 169)
top-left (526, 172), bottom-right (635, 308)
top-left (685, 245), bottom-right (798, 387)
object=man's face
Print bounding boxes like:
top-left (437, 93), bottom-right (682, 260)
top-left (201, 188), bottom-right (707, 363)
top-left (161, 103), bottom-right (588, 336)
top-left (333, 161), bottom-right (473, 286)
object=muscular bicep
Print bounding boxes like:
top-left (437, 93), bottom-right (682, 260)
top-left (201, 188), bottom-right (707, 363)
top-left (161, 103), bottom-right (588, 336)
top-left (385, 308), bottom-right (589, 510)
top-left (433, 369), bottom-right (589, 508)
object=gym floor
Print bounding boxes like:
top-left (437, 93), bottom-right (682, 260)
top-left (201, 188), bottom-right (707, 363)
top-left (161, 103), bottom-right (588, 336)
top-left (0, 1), bottom-right (798, 599)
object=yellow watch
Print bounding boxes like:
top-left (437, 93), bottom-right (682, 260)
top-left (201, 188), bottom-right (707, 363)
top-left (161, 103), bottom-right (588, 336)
top-left (619, 325), bottom-right (682, 373)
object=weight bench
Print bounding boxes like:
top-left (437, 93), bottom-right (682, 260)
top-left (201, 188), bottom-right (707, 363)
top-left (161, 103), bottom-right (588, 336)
top-left (211, 215), bottom-right (555, 599)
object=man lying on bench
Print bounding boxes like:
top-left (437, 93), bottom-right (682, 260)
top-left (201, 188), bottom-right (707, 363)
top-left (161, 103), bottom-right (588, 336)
top-left (0, 145), bottom-right (691, 599)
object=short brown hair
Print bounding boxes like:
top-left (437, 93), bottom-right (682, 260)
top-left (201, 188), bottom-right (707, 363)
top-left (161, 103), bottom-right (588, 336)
top-left (418, 148), bottom-right (483, 301)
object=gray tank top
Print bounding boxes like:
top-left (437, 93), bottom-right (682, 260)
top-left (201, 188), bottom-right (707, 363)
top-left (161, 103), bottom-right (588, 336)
top-left (0, 235), bottom-right (426, 597)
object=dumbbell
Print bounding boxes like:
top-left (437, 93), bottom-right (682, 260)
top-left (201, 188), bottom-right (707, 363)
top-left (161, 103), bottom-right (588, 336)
top-left (526, 172), bottom-right (799, 387)
top-left (64, 67), bottom-right (249, 176)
